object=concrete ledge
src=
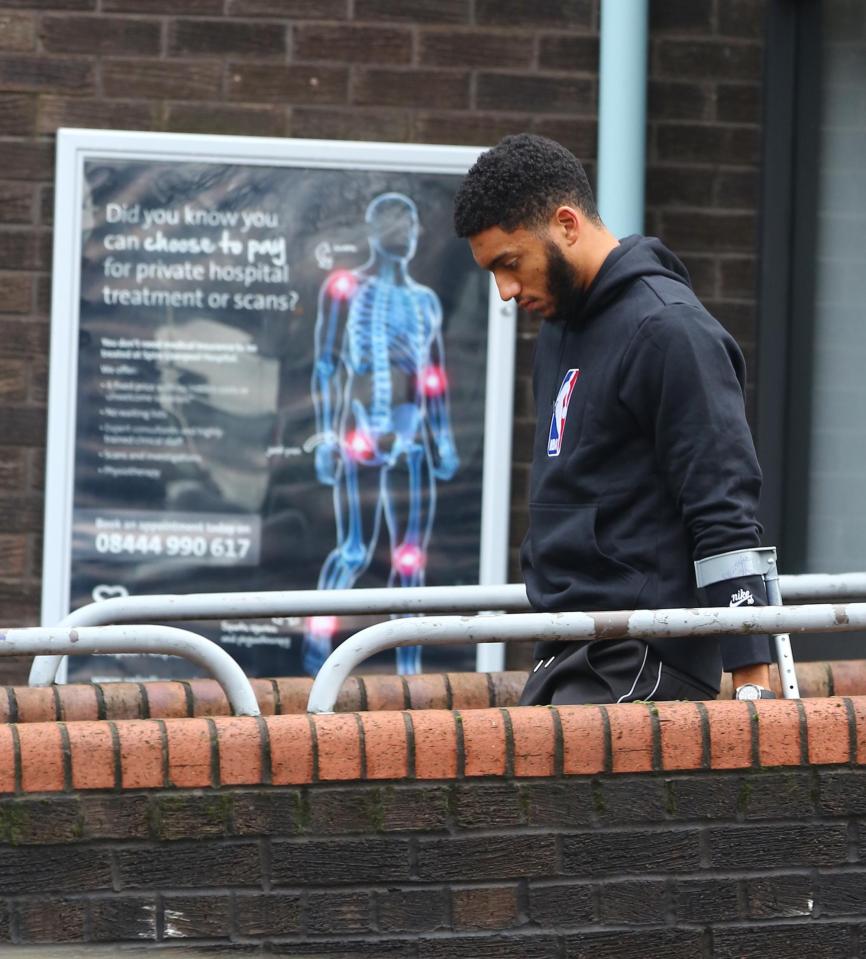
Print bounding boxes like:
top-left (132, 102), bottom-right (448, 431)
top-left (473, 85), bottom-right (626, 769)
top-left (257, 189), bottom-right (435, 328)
top-left (7, 660), bottom-right (864, 722)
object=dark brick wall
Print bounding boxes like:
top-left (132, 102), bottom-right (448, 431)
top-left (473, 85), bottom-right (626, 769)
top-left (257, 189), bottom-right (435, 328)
top-left (0, 768), bottom-right (863, 956)
top-left (0, 1), bottom-right (768, 678)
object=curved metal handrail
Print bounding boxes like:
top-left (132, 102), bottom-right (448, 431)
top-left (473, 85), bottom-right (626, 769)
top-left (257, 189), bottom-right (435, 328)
top-left (28, 573), bottom-right (866, 687)
top-left (306, 601), bottom-right (866, 713)
top-left (10, 625), bottom-right (260, 715)
top-left (29, 584), bottom-right (531, 686)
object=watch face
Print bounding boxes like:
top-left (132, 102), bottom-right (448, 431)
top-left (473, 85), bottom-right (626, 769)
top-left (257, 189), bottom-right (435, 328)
top-left (736, 684), bottom-right (760, 701)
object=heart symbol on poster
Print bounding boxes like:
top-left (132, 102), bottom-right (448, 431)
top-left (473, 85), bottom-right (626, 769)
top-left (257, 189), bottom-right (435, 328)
top-left (92, 584), bottom-right (130, 602)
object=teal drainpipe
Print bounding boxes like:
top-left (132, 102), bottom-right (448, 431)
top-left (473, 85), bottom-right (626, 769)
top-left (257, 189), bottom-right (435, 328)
top-left (597, 0), bottom-right (649, 238)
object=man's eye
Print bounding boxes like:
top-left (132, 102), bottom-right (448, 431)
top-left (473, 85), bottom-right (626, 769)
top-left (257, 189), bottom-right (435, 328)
top-left (505, 259), bottom-right (518, 270)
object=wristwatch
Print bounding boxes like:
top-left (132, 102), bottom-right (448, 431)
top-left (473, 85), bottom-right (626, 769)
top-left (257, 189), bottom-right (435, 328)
top-left (734, 683), bottom-right (777, 701)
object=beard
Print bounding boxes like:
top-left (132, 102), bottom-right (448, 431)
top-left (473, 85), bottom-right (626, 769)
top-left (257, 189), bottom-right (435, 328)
top-left (544, 240), bottom-right (583, 323)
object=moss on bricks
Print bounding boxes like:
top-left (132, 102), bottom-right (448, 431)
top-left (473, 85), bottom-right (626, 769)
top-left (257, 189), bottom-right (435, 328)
top-left (0, 801), bottom-right (30, 845)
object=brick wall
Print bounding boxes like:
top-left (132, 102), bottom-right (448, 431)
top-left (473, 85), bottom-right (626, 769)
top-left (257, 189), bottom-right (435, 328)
top-left (0, 0), bottom-right (769, 680)
top-left (0, 697), bottom-right (864, 955)
top-left (4, 659), bottom-right (866, 722)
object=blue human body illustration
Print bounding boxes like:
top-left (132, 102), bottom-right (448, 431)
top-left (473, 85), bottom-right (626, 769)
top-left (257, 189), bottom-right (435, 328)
top-left (304, 193), bottom-right (459, 675)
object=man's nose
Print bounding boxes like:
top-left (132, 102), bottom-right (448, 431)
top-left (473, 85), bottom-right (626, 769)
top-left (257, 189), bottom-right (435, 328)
top-left (494, 274), bottom-right (520, 302)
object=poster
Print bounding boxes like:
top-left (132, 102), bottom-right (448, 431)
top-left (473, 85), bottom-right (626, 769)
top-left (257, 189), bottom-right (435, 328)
top-left (43, 131), bottom-right (515, 681)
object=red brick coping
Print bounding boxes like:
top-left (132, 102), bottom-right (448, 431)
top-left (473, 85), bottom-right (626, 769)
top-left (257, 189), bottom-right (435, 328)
top-left (4, 660), bottom-right (863, 723)
top-left (0, 696), bottom-right (862, 794)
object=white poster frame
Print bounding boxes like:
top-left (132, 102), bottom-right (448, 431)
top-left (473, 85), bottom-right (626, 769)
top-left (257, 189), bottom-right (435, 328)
top-left (42, 128), bottom-right (516, 673)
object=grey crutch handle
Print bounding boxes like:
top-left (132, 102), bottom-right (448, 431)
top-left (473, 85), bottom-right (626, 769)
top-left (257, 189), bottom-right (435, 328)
top-left (695, 547), bottom-right (800, 699)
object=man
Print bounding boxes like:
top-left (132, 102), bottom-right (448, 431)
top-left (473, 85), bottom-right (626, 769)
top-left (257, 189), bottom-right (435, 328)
top-left (454, 133), bottom-right (773, 705)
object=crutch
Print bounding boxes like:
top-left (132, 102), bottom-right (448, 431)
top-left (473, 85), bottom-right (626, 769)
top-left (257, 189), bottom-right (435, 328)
top-left (694, 546), bottom-right (800, 699)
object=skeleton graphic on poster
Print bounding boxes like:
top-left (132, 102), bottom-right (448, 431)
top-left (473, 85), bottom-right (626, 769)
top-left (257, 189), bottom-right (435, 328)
top-left (304, 193), bottom-right (460, 676)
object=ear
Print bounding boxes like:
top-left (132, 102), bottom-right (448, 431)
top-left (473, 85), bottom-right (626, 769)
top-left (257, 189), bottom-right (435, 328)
top-left (552, 205), bottom-right (581, 246)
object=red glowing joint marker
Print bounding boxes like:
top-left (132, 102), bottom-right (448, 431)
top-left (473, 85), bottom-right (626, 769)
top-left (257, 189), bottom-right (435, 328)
top-left (393, 543), bottom-right (425, 574)
top-left (308, 615), bottom-right (339, 637)
top-left (327, 270), bottom-right (358, 300)
top-left (344, 429), bottom-right (376, 462)
top-left (420, 364), bottom-right (447, 396)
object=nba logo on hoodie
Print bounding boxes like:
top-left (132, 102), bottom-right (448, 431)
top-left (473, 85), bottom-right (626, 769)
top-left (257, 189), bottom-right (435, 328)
top-left (547, 368), bottom-right (580, 457)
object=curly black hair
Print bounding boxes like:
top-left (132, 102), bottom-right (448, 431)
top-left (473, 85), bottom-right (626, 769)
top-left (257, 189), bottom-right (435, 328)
top-left (453, 133), bottom-right (600, 238)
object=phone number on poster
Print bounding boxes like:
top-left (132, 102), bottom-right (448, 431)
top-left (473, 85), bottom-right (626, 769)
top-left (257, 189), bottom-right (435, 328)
top-left (94, 532), bottom-right (251, 560)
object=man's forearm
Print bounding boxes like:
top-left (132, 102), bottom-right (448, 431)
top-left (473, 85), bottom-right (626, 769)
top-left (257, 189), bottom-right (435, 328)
top-left (731, 663), bottom-right (771, 689)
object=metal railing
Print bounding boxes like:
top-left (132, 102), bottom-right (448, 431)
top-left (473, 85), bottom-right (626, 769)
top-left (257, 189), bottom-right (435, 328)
top-left (774, 573), bottom-right (866, 601)
top-left (28, 573), bottom-right (866, 688)
top-left (28, 584), bottom-right (532, 686)
top-left (8, 625), bottom-right (260, 715)
top-left (306, 601), bottom-right (866, 713)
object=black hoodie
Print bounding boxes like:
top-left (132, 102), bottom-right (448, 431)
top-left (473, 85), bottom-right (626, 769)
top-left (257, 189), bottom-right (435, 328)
top-left (520, 235), bottom-right (767, 691)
